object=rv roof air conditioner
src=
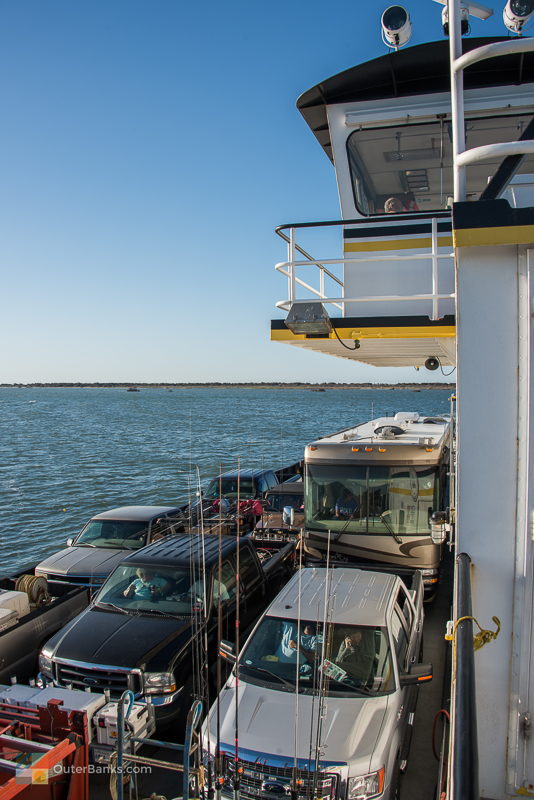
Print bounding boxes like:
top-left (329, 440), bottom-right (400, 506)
top-left (374, 425), bottom-right (405, 439)
top-left (395, 412), bottom-right (420, 422)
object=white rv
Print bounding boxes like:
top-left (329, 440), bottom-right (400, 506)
top-left (303, 412), bottom-right (451, 595)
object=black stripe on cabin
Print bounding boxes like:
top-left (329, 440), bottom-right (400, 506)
top-left (343, 222), bottom-right (452, 239)
top-left (453, 198), bottom-right (534, 231)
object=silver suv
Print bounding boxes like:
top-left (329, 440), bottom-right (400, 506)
top-left (203, 566), bottom-right (431, 800)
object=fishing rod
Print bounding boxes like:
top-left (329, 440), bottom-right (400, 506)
top-left (215, 464), bottom-right (224, 800)
top-left (197, 466), bottom-right (214, 800)
top-left (291, 544), bottom-right (304, 800)
top-left (312, 531), bottom-right (334, 800)
top-left (233, 457), bottom-right (241, 800)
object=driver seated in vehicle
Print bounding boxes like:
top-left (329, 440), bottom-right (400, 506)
top-left (334, 628), bottom-right (375, 684)
top-left (123, 568), bottom-right (170, 600)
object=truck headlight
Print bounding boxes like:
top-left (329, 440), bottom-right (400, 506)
top-left (347, 769), bottom-right (384, 800)
top-left (144, 672), bottom-right (177, 694)
top-left (38, 651), bottom-right (53, 678)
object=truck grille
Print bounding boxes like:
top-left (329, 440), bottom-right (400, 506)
top-left (225, 756), bottom-right (338, 800)
top-left (55, 660), bottom-right (141, 697)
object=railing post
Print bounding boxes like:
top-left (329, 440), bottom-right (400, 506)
top-left (449, 0), bottom-right (466, 201)
top-left (451, 552), bottom-right (479, 800)
top-left (289, 227), bottom-right (296, 304)
top-left (432, 217), bottom-right (439, 320)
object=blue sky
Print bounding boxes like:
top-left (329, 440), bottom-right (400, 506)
top-left (0, 1), bottom-right (509, 384)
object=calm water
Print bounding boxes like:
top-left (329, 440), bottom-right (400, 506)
top-left (0, 387), bottom-right (452, 573)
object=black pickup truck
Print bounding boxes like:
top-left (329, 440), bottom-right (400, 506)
top-left (38, 534), bottom-right (295, 723)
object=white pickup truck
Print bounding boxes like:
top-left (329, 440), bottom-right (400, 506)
top-left (202, 566), bottom-right (431, 800)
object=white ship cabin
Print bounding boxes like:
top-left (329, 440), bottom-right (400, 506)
top-left (271, 36), bottom-right (534, 368)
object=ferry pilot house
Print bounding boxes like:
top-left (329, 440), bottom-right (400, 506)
top-left (348, 113), bottom-right (534, 214)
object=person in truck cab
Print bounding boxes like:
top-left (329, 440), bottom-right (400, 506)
top-left (335, 627), bottom-right (375, 684)
top-left (280, 622), bottom-right (320, 664)
top-left (123, 568), bottom-right (170, 600)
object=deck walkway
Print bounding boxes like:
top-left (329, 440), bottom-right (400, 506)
top-left (400, 549), bottom-right (453, 799)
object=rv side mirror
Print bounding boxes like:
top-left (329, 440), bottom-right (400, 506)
top-left (66, 538), bottom-right (74, 547)
top-left (399, 663), bottom-right (433, 687)
top-left (430, 510), bottom-right (448, 545)
top-left (219, 640), bottom-right (236, 663)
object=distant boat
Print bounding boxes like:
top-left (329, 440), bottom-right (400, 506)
top-left (126, 387), bottom-right (140, 392)
top-left (311, 388), bottom-right (326, 392)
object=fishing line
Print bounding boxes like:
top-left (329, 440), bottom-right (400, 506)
top-left (233, 457), bottom-right (241, 800)
top-left (292, 543), bottom-right (304, 800)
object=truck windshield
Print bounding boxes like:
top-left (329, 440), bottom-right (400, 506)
top-left (94, 564), bottom-right (223, 616)
top-left (75, 520), bottom-right (150, 550)
top-left (305, 464), bottom-right (439, 536)
top-left (239, 616), bottom-right (394, 696)
top-left (205, 478), bottom-right (255, 499)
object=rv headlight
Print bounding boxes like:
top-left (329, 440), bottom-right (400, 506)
top-left (347, 768), bottom-right (384, 800)
top-left (38, 651), bottom-right (53, 678)
top-left (144, 672), bottom-right (177, 694)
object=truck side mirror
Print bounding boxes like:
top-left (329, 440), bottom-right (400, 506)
top-left (219, 640), bottom-right (236, 663)
top-left (399, 663), bottom-right (433, 687)
top-left (282, 506), bottom-right (295, 526)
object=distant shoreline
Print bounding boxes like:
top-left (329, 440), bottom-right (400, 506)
top-left (1, 382), bottom-right (455, 390)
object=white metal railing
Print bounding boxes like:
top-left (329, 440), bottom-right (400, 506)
top-left (275, 216), bottom-right (455, 320)
top-left (449, 13), bottom-right (534, 200)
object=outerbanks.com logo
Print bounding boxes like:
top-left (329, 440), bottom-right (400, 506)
top-left (15, 763), bottom-right (152, 784)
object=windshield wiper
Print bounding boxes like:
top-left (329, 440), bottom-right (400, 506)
top-left (324, 674), bottom-right (373, 695)
top-left (139, 606), bottom-right (181, 618)
top-left (241, 664), bottom-right (294, 688)
top-left (96, 600), bottom-right (129, 614)
top-left (380, 511), bottom-right (403, 544)
top-left (77, 543), bottom-right (97, 548)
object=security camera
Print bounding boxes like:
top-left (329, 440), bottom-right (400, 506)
top-left (503, 0), bottom-right (534, 33)
top-left (441, 5), bottom-right (470, 35)
top-left (381, 6), bottom-right (412, 49)
top-left (433, 0), bottom-right (493, 33)
top-left (425, 357), bottom-right (440, 371)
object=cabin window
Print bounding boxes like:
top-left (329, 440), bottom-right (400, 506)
top-left (305, 463), bottom-right (439, 536)
top-left (346, 112), bottom-right (534, 216)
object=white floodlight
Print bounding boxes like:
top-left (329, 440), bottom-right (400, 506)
top-left (503, 0), bottom-right (534, 33)
top-left (433, 0), bottom-right (493, 20)
top-left (381, 6), bottom-right (412, 49)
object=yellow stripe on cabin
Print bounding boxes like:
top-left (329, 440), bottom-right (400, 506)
top-left (343, 236), bottom-right (453, 253)
top-left (453, 225), bottom-right (534, 248)
top-left (270, 326), bottom-right (456, 342)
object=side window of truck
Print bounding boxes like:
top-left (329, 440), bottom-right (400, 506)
top-left (391, 608), bottom-right (409, 670)
top-left (266, 472), bottom-right (278, 490)
top-left (238, 546), bottom-right (262, 589)
top-left (395, 586), bottom-right (414, 632)
top-left (215, 561), bottom-right (237, 605)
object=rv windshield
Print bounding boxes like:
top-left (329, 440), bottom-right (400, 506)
top-left (239, 616), bottom-right (394, 697)
top-left (305, 464), bottom-right (439, 536)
